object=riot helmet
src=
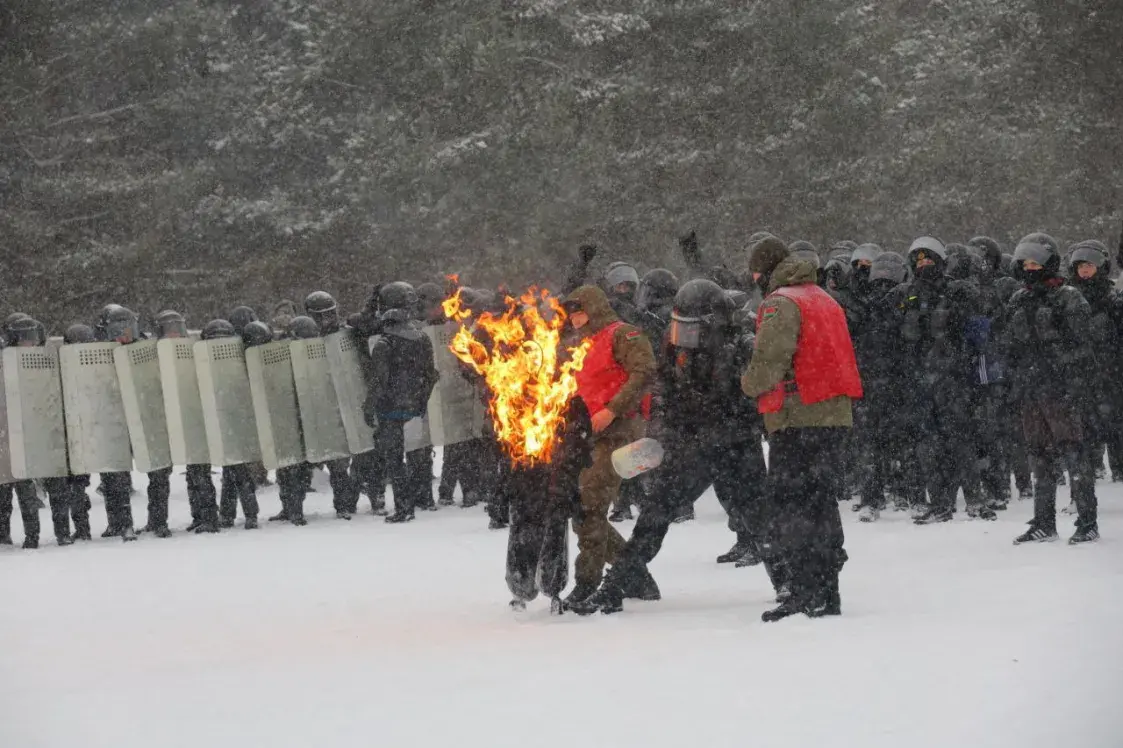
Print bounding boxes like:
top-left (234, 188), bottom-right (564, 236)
top-left (967, 236), bottom-right (1003, 272)
top-left (603, 262), bottom-right (640, 298)
top-left (94, 304), bottom-right (124, 341)
top-left (868, 253), bottom-right (909, 288)
top-left (63, 324), bottom-right (96, 344)
top-left (228, 305), bottom-right (258, 335)
top-left (789, 241), bottom-right (821, 269)
top-left (724, 289), bottom-right (749, 308)
top-left (851, 243), bottom-right (883, 269)
top-left (635, 268), bottom-right (680, 312)
top-left (287, 316), bottom-right (321, 340)
top-left (271, 299), bottom-right (298, 332)
top-left (105, 306), bottom-right (139, 343)
top-left (2, 312), bottom-right (31, 346)
top-left (304, 291), bottom-right (340, 334)
top-left (907, 236), bottom-right (947, 281)
top-left (828, 241), bottom-right (858, 260)
top-left (201, 319), bottom-right (237, 341)
top-left (946, 246), bottom-right (985, 281)
top-left (242, 321), bottom-right (275, 348)
top-left (416, 282), bottom-right (445, 323)
top-left (1012, 233), bottom-right (1061, 283)
top-left (823, 258), bottom-right (850, 291)
top-left (1067, 240), bottom-right (1111, 279)
top-left (154, 310), bottom-right (188, 339)
top-left (8, 317), bottom-right (45, 346)
top-left (669, 279), bottom-right (733, 349)
top-left (378, 282), bottom-right (418, 313)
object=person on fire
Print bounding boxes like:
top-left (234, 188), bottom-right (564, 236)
top-left (569, 278), bottom-right (768, 616)
top-left (559, 285), bottom-right (656, 609)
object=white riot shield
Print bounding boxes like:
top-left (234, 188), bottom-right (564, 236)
top-left (424, 323), bottom-right (487, 447)
top-left (0, 361), bottom-right (13, 485)
top-left (3, 347), bottom-right (68, 480)
top-left (60, 343), bottom-right (132, 474)
top-left (290, 338), bottom-right (351, 463)
top-left (194, 338), bottom-right (261, 467)
top-left (324, 330), bottom-right (374, 455)
top-left (404, 415), bottom-right (432, 453)
top-left (246, 342), bottom-right (304, 470)
top-left (157, 339), bottom-right (210, 466)
top-left (114, 341), bottom-right (172, 473)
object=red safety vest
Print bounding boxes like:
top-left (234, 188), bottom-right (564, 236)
top-left (575, 322), bottom-right (651, 418)
top-left (756, 284), bottom-right (863, 414)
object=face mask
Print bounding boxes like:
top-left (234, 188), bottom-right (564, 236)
top-left (851, 266), bottom-right (871, 285)
top-left (1022, 269), bottom-right (1048, 288)
top-left (915, 263), bottom-right (942, 282)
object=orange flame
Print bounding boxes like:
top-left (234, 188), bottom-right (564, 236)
top-left (443, 287), bottom-right (590, 466)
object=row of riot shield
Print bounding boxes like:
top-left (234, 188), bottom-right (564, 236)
top-left (0, 323), bottom-right (489, 485)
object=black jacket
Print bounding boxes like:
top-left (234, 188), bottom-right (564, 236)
top-left (366, 318), bottom-right (439, 421)
top-left (1003, 279), bottom-right (1094, 406)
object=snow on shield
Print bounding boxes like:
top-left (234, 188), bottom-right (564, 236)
top-left (114, 341), bottom-right (173, 473)
top-left (424, 322), bottom-right (486, 447)
top-left (195, 337), bottom-right (261, 467)
top-left (157, 338), bottom-right (210, 466)
top-left (324, 331), bottom-right (375, 455)
top-left (2, 346), bottom-right (68, 480)
top-left (290, 337), bottom-right (350, 463)
top-left (245, 341), bottom-right (305, 470)
top-left (60, 342), bottom-right (133, 474)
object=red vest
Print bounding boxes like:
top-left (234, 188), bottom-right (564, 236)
top-left (756, 284), bottom-right (863, 414)
top-left (575, 322), bottom-right (651, 418)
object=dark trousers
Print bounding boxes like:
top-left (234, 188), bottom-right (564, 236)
top-left (350, 451), bottom-right (385, 512)
top-left (101, 472), bottom-right (134, 531)
top-left (68, 475), bottom-right (92, 536)
top-left (325, 457), bottom-right (358, 514)
top-left (506, 466), bottom-right (568, 602)
top-left (185, 464), bottom-right (218, 525)
top-left (407, 447), bottom-right (436, 509)
top-left (1023, 400), bottom-right (1096, 530)
top-left (367, 420), bottom-right (409, 515)
top-left (440, 439), bottom-right (483, 505)
top-left (41, 477), bottom-right (74, 540)
top-left (146, 468), bottom-right (172, 529)
top-left (759, 428), bottom-right (848, 607)
top-left (926, 401), bottom-right (984, 513)
top-left (480, 435), bottom-right (507, 522)
top-left (277, 463), bottom-right (311, 519)
top-left (0, 480), bottom-right (40, 542)
top-left (220, 464), bottom-right (259, 522)
top-left (613, 433), bottom-right (768, 573)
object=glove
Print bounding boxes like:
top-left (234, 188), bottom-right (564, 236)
top-left (578, 243), bottom-right (598, 265)
top-left (679, 230), bottom-right (700, 268)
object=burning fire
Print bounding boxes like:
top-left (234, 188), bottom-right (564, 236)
top-left (443, 287), bottom-right (590, 466)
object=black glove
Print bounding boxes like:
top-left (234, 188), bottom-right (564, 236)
top-left (679, 230), bottom-right (701, 269)
top-left (578, 243), bottom-right (598, 265)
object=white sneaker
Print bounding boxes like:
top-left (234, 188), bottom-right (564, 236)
top-left (859, 505), bottom-right (880, 523)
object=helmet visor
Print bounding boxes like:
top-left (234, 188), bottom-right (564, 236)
top-left (669, 314), bottom-right (703, 349)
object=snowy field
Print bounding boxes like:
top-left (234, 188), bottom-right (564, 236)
top-left (3, 459), bottom-right (1123, 748)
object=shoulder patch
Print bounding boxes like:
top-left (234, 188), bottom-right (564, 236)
top-left (760, 305), bottom-right (779, 321)
top-left (624, 330), bottom-right (642, 340)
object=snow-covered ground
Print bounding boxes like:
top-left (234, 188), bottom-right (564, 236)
top-left (3, 462), bottom-right (1122, 748)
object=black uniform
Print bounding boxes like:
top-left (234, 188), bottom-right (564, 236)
top-left (1005, 234), bottom-right (1099, 544)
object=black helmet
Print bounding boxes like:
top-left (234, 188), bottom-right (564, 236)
top-left (670, 279), bottom-right (734, 349)
top-left (287, 315), bottom-right (321, 340)
top-left (1067, 240), bottom-right (1111, 275)
top-left (788, 241), bottom-right (821, 269)
top-left (828, 240), bottom-right (858, 259)
top-left (201, 319), bottom-right (237, 341)
top-left (1013, 233), bottom-right (1061, 276)
top-left (967, 236), bottom-right (1003, 272)
top-left (242, 320), bottom-right (275, 348)
top-left (724, 289), bottom-right (750, 308)
top-left (946, 247), bottom-right (985, 281)
top-left (636, 268), bottom-right (679, 311)
top-left (603, 261), bottom-right (640, 293)
top-left (851, 243), bottom-right (883, 267)
top-left (94, 304), bottom-right (124, 341)
top-left (8, 317), bottom-right (45, 346)
top-left (416, 282), bottom-right (443, 305)
top-left (105, 306), bottom-right (139, 343)
top-left (2, 312), bottom-right (31, 346)
top-left (63, 323), bottom-right (96, 344)
top-left (823, 258), bottom-right (851, 290)
top-left (908, 236), bottom-right (948, 266)
top-left (869, 253), bottom-right (909, 286)
top-left (379, 282), bottom-right (418, 312)
top-left (154, 310), bottom-right (188, 340)
top-left (304, 291), bottom-right (340, 333)
top-left (1000, 253), bottom-right (1015, 276)
top-left (228, 305), bottom-right (258, 335)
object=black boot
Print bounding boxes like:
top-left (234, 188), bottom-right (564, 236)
top-left (561, 580), bottom-right (599, 610)
top-left (914, 507), bottom-right (953, 525)
top-left (569, 578), bottom-right (625, 616)
top-left (244, 517), bottom-right (259, 530)
top-left (717, 538), bottom-right (752, 564)
top-left (734, 544), bottom-right (762, 568)
top-left (22, 536), bottom-right (39, 549)
top-left (761, 599), bottom-right (804, 622)
top-left (57, 534), bottom-right (75, 547)
top-left (385, 511), bottom-right (415, 524)
top-left (101, 525), bottom-right (121, 538)
top-left (268, 510), bottom-right (290, 522)
top-left (195, 521), bottom-right (220, 534)
top-left (153, 526), bottom-right (173, 539)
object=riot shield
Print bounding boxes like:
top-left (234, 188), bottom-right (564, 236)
top-left (404, 415), bottom-right (431, 453)
top-left (424, 322), bottom-right (487, 447)
top-left (60, 343), bottom-right (132, 474)
top-left (0, 360), bottom-right (13, 486)
top-left (115, 340), bottom-right (172, 473)
top-left (194, 338), bottom-right (261, 467)
top-left (290, 338), bottom-right (350, 463)
top-left (246, 341), bottom-right (305, 470)
top-left (3, 347), bottom-right (68, 480)
top-left (324, 330), bottom-right (375, 454)
top-left (157, 338), bottom-right (210, 466)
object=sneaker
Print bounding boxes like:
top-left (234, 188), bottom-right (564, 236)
top-left (734, 545), bottom-right (762, 568)
top-left (966, 505), bottom-right (997, 521)
top-left (858, 505), bottom-right (879, 523)
top-left (384, 512), bottom-right (415, 524)
top-left (1068, 526), bottom-right (1100, 545)
top-left (914, 508), bottom-right (953, 525)
top-left (1013, 525), bottom-right (1058, 545)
